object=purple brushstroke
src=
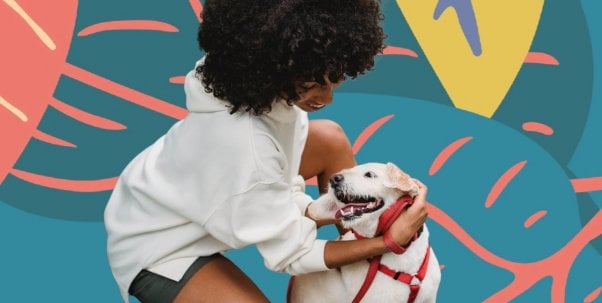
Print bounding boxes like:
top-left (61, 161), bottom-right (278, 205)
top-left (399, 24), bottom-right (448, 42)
top-left (434, 0), bottom-right (482, 56)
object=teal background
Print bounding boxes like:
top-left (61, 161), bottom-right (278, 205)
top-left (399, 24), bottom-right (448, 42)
top-left (1, 0), bottom-right (600, 302)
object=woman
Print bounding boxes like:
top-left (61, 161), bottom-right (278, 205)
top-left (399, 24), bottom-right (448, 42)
top-left (104, 0), bottom-right (429, 302)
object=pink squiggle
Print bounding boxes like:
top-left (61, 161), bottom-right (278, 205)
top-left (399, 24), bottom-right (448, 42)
top-left (525, 52), bottom-right (560, 66)
top-left (584, 286), bottom-right (601, 303)
top-left (382, 46), bottom-right (419, 58)
top-left (429, 136), bottom-right (473, 176)
top-left (78, 20), bottom-right (179, 37)
top-left (33, 130), bottom-right (76, 148)
top-left (169, 76), bottom-right (186, 84)
top-left (485, 161), bottom-right (527, 208)
top-left (352, 114), bottom-right (394, 154)
top-left (189, 0), bottom-right (204, 23)
top-left (522, 122), bottom-right (554, 136)
top-left (307, 115), bottom-right (395, 187)
top-left (428, 203), bottom-right (602, 303)
top-left (50, 97), bottom-right (126, 130)
top-left (9, 169), bottom-right (117, 192)
top-left (571, 177), bottom-right (602, 193)
top-left (524, 210), bottom-right (547, 228)
top-left (428, 203), bottom-right (518, 268)
top-left (62, 62), bottom-right (187, 120)
top-left (306, 177), bottom-right (318, 186)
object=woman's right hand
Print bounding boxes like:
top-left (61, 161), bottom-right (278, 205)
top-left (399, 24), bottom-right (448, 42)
top-left (385, 179), bottom-right (429, 247)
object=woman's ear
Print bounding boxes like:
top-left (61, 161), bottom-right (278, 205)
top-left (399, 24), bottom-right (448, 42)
top-left (383, 162), bottom-right (418, 195)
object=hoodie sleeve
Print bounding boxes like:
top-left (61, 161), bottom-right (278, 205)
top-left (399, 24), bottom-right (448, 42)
top-left (203, 180), bottom-right (328, 275)
top-left (291, 175), bottom-right (313, 215)
top-left (203, 130), bottom-right (328, 275)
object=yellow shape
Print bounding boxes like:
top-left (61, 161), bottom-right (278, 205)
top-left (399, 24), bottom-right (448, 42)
top-left (396, 0), bottom-right (544, 117)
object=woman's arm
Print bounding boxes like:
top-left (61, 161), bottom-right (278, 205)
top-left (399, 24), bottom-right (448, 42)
top-left (304, 207), bottom-right (338, 228)
top-left (323, 179), bottom-right (429, 268)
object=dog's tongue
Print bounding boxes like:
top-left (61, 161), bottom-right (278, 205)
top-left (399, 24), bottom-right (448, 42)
top-left (334, 203), bottom-right (369, 220)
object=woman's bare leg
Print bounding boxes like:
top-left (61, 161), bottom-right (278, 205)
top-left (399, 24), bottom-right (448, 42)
top-left (299, 120), bottom-right (356, 193)
top-left (299, 120), bottom-right (356, 234)
top-left (173, 254), bottom-right (269, 303)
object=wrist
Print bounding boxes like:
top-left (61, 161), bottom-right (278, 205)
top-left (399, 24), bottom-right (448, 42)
top-left (383, 230), bottom-right (411, 254)
top-left (395, 228), bottom-right (414, 246)
top-left (376, 236), bottom-right (390, 255)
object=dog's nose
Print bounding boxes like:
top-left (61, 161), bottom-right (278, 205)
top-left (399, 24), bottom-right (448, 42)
top-left (330, 174), bottom-right (344, 188)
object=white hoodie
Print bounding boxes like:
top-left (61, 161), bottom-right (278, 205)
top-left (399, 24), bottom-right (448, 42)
top-left (104, 59), bottom-right (327, 302)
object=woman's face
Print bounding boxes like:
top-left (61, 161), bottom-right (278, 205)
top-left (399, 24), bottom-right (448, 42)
top-left (294, 76), bottom-right (343, 112)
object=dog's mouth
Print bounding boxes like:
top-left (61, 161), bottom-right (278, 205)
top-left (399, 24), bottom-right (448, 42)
top-left (334, 191), bottom-right (385, 221)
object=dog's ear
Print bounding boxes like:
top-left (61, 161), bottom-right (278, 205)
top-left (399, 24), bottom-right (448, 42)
top-left (383, 162), bottom-right (418, 195)
top-left (307, 195), bottom-right (339, 220)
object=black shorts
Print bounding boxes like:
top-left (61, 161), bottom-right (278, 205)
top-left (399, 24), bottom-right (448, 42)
top-left (128, 254), bottom-right (220, 303)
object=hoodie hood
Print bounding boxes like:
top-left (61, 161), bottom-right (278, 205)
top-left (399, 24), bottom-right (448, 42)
top-left (185, 58), bottom-right (231, 113)
top-left (184, 57), bottom-right (300, 123)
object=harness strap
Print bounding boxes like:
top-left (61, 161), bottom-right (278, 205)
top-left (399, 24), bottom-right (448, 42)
top-left (351, 255), bottom-right (381, 303)
top-left (375, 195), bottom-right (414, 236)
top-left (291, 196), bottom-right (428, 303)
top-left (351, 195), bottom-right (414, 242)
top-left (375, 244), bottom-right (432, 303)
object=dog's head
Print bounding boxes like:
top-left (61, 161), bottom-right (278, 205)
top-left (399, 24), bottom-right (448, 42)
top-left (309, 162), bottom-right (418, 236)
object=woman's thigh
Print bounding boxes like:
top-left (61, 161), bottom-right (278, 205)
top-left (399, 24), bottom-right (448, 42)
top-left (173, 254), bottom-right (269, 303)
top-left (299, 119), bottom-right (356, 194)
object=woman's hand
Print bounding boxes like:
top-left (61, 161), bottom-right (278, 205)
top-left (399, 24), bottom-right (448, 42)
top-left (304, 205), bottom-right (338, 228)
top-left (323, 180), bottom-right (429, 268)
top-left (386, 179), bottom-right (429, 247)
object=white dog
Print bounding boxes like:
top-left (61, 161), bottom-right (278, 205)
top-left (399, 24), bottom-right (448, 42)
top-left (288, 163), bottom-right (441, 303)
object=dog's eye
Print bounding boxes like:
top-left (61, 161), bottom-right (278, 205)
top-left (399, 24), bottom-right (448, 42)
top-left (364, 171), bottom-right (377, 178)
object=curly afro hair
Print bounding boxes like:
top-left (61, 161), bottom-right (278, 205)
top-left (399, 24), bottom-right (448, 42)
top-left (196, 0), bottom-right (386, 114)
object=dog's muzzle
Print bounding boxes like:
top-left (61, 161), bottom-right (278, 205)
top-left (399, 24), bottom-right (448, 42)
top-left (333, 192), bottom-right (385, 220)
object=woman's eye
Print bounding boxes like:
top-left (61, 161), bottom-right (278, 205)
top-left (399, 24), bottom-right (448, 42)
top-left (364, 172), bottom-right (376, 178)
top-left (300, 83), bottom-right (317, 90)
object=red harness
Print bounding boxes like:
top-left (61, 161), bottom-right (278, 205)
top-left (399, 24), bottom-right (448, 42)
top-left (286, 196), bottom-right (430, 303)
top-left (349, 195), bottom-right (429, 303)
top-left (350, 240), bottom-right (431, 303)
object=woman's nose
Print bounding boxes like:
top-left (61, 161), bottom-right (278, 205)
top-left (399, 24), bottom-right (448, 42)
top-left (317, 87), bottom-right (334, 104)
top-left (318, 79), bottom-right (340, 103)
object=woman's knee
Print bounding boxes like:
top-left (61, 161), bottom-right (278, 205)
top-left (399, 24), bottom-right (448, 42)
top-left (301, 119), bottom-right (356, 191)
top-left (309, 119), bottom-right (353, 155)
